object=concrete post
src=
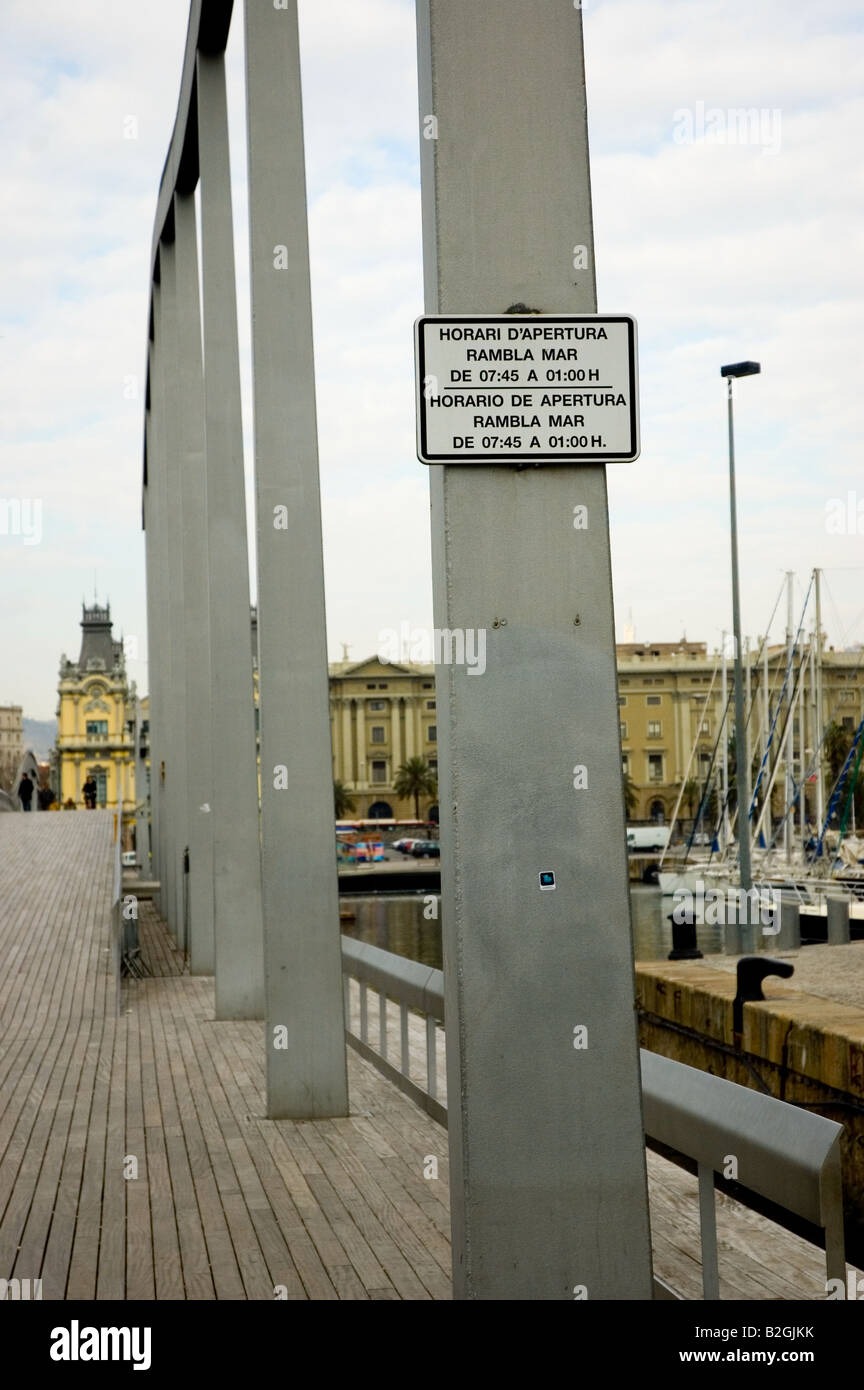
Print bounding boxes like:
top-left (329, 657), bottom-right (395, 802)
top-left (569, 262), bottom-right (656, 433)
top-left (197, 49), bottom-right (265, 1017)
top-left (134, 697), bottom-right (150, 875)
top-left (149, 282), bottom-right (176, 935)
top-left (173, 190), bottom-right (216, 974)
top-left (778, 900), bottom-right (801, 952)
top-left (415, 0), bottom-right (653, 1299)
top-left (156, 234), bottom-right (190, 951)
top-left (827, 897), bottom-right (850, 946)
top-left (244, 0), bottom-right (348, 1117)
top-left (143, 373), bottom-right (160, 892)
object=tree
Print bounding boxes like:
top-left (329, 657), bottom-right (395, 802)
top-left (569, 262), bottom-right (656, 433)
top-left (682, 777), bottom-right (699, 819)
top-left (623, 770), bottom-right (637, 816)
top-left (333, 780), bottom-right (355, 819)
top-left (393, 757), bottom-right (437, 819)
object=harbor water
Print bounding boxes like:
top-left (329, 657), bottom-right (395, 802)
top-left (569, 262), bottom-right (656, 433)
top-left (340, 884), bottom-right (727, 968)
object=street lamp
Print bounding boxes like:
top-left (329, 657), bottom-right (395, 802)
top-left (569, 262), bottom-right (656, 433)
top-left (720, 361), bottom-right (760, 933)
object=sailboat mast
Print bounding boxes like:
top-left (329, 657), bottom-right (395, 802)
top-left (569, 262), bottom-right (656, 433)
top-left (784, 571), bottom-right (795, 863)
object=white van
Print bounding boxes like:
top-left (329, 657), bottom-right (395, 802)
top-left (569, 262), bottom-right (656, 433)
top-left (627, 825), bottom-right (669, 853)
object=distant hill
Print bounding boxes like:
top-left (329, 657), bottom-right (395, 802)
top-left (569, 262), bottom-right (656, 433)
top-left (23, 718), bottom-right (57, 762)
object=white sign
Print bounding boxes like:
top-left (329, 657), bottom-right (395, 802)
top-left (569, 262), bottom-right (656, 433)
top-left (415, 314), bottom-right (639, 464)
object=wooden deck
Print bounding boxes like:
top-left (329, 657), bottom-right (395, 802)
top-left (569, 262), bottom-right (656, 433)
top-left (0, 809), bottom-right (859, 1299)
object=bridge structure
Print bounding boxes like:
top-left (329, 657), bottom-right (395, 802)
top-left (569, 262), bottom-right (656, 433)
top-left (0, 0), bottom-right (856, 1305)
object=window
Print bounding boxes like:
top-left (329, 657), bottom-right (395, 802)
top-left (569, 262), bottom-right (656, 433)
top-left (648, 754), bottom-right (663, 782)
top-left (428, 759), bottom-right (438, 772)
top-left (369, 700), bottom-right (386, 711)
top-left (700, 721), bottom-right (711, 735)
top-left (366, 683), bottom-right (376, 689)
top-left (378, 683), bottom-right (388, 689)
top-left (422, 682), bottom-right (433, 689)
top-left (371, 760), bottom-right (387, 783)
top-left (620, 722), bottom-right (628, 740)
top-left (618, 695), bottom-right (627, 707)
top-left (370, 726), bottom-right (386, 743)
top-left (620, 679), bottom-right (630, 686)
top-left (647, 721), bottom-right (661, 738)
top-left (426, 700), bottom-right (436, 710)
top-left (839, 690), bottom-right (857, 703)
top-left (621, 755), bottom-right (629, 774)
top-left (86, 720), bottom-right (108, 737)
top-left (646, 695), bottom-right (661, 706)
top-left (427, 725), bottom-right (437, 742)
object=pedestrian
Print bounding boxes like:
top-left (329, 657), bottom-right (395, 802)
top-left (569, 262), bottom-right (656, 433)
top-left (17, 772), bottom-right (35, 812)
top-left (82, 776), bottom-right (96, 809)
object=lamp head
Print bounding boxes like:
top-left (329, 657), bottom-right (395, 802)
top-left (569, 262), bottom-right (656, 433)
top-left (721, 361), bottom-right (761, 378)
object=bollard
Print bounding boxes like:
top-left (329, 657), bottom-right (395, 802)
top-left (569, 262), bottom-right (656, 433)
top-left (667, 911), bottom-right (703, 961)
top-left (733, 955), bottom-right (795, 1035)
top-left (777, 900), bottom-right (801, 952)
top-left (827, 897), bottom-right (851, 946)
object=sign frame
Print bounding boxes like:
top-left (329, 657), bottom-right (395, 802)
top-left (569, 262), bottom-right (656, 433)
top-left (414, 313), bottom-right (640, 465)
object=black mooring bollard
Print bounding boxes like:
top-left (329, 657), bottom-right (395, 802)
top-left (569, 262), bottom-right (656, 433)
top-left (667, 910), bottom-right (703, 961)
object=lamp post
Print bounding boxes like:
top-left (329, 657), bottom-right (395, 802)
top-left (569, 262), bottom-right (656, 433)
top-left (721, 361), bottom-right (760, 946)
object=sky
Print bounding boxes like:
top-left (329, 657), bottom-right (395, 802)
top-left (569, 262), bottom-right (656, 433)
top-left (1, 0), bottom-right (862, 720)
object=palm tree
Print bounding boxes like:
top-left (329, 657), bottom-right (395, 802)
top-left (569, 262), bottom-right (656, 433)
top-left (622, 770), bottom-right (637, 817)
top-left (333, 780), bottom-right (355, 819)
top-left (394, 757), bottom-right (438, 819)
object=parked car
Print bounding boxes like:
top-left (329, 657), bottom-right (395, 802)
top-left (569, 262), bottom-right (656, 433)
top-left (393, 838), bottom-right (418, 855)
top-left (121, 851), bottom-right (138, 868)
top-left (412, 840), bottom-right (440, 858)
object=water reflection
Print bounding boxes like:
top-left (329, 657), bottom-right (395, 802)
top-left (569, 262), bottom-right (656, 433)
top-left (340, 886), bottom-right (726, 967)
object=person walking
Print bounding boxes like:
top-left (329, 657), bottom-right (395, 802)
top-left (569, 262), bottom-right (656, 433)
top-left (17, 772), bottom-right (35, 812)
top-left (82, 776), bottom-right (97, 809)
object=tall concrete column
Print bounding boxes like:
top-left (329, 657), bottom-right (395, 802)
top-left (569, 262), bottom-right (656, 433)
top-left (244, 0), bottom-right (348, 1117)
top-left (173, 190), bottom-right (216, 974)
top-left (148, 283), bottom-right (176, 933)
top-left (156, 235), bottom-right (189, 950)
top-left (415, 0), bottom-right (653, 1299)
top-left (197, 49), bottom-right (264, 1018)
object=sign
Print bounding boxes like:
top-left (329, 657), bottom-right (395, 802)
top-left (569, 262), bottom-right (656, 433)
top-left (415, 314), bottom-right (639, 464)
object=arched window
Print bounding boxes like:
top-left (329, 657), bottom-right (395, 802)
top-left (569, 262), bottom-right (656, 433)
top-left (367, 800), bottom-right (393, 820)
top-left (650, 799), bottom-right (665, 824)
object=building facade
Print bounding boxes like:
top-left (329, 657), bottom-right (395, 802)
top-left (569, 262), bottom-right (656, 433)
top-left (56, 604), bottom-right (137, 841)
top-left (328, 657), bottom-right (439, 820)
top-left (0, 705), bottom-right (24, 793)
top-left (617, 638), bottom-right (862, 825)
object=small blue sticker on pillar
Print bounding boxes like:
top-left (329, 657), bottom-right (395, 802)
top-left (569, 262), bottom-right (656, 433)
top-left (539, 871), bottom-right (556, 891)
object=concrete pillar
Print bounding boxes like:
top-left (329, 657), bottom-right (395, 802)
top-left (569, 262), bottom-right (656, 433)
top-left (777, 900), bottom-right (801, 952)
top-left (156, 235), bottom-right (189, 951)
top-left (243, 0), bottom-right (348, 1117)
top-left (173, 190), bottom-right (216, 974)
top-left (149, 283), bottom-right (176, 934)
top-left (415, 0), bottom-right (652, 1298)
top-left (827, 897), bottom-right (850, 945)
top-left (197, 49), bottom-right (265, 1018)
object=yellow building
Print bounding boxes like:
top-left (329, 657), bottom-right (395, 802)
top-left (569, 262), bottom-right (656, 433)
top-left (328, 657), bottom-right (439, 820)
top-left (56, 604), bottom-right (137, 841)
top-left (617, 638), bottom-right (862, 825)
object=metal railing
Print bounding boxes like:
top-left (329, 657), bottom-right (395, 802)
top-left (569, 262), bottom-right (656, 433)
top-left (340, 936), bottom-right (847, 1299)
top-left (341, 937), bottom-right (445, 1127)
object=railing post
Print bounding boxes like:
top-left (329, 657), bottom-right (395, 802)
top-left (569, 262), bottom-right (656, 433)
top-left (697, 1162), bottom-right (720, 1300)
top-left (414, 0), bottom-right (653, 1298)
top-left (196, 46), bottom-right (265, 1019)
top-left (243, 0), bottom-right (348, 1116)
